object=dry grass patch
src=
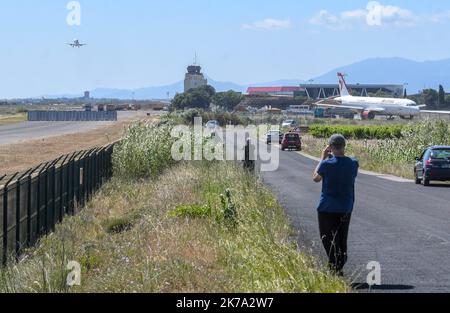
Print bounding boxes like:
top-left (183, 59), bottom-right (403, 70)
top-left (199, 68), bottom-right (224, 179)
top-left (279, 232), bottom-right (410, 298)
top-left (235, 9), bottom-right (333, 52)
top-left (0, 115), bottom-right (155, 175)
top-left (0, 113), bottom-right (27, 126)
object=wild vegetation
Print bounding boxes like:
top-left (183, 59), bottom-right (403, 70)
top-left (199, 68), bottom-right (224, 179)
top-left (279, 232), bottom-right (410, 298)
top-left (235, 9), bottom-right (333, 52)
top-left (0, 121), bottom-right (348, 293)
top-left (366, 119), bottom-right (450, 164)
top-left (302, 119), bottom-right (450, 179)
top-left (171, 85), bottom-right (244, 112)
top-left (0, 113), bottom-right (27, 126)
top-left (309, 124), bottom-right (404, 140)
top-left (112, 120), bottom-right (176, 179)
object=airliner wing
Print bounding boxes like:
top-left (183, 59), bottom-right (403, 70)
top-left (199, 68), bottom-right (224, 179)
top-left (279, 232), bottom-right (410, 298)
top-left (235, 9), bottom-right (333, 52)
top-left (420, 110), bottom-right (450, 114)
top-left (314, 96), bottom-right (340, 105)
top-left (315, 103), bottom-right (385, 112)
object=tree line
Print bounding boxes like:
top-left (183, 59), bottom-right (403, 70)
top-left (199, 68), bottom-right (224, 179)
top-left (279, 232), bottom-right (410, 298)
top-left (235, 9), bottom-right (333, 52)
top-left (171, 85), bottom-right (244, 112)
top-left (407, 85), bottom-right (450, 109)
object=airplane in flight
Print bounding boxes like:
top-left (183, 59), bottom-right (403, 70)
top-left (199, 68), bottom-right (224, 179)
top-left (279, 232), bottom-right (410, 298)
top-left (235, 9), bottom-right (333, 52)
top-left (315, 73), bottom-right (426, 120)
top-left (67, 39), bottom-right (87, 48)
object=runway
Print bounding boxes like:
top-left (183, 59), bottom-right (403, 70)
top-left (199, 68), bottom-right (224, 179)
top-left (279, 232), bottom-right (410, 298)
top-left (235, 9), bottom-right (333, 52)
top-left (0, 111), bottom-right (143, 145)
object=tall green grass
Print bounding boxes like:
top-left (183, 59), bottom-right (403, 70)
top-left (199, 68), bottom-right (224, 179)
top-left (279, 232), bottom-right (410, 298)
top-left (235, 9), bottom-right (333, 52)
top-left (367, 119), bottom-right (450, 164)
top-left (112, 121), bottom-right (176, 179)
top-left (302, 119), bottom-right (450, 179)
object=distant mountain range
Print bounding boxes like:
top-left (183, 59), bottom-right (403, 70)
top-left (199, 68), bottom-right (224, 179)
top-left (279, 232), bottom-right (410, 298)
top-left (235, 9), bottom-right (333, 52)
top-left (86, 77), bottom-right (305, 100)
top-left (47, 57), bottom-right (450, 100)
top-left (312, 57), bottom-right (450, 94)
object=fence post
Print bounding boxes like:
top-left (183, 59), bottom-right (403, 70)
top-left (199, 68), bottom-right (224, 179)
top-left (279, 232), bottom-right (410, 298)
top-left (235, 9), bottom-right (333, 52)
top-left (44, 159), bottom-right (58, 235)
top-left (2, 173), bottom-right (19, 265)
top-left (69, 151), bottom-right (82, 215)
top-left (15, 169), bottom-right (32, 259)
top-left (27, 164), bottom-right (40, 247)
top-left (36, 163), bottom-right (46, 237)
top-left (1, 183), bottom-right (4, 265)
top-left (2, 182), bottom-right (7, 265)
top-left (58, 155), bottom-right (69, 223)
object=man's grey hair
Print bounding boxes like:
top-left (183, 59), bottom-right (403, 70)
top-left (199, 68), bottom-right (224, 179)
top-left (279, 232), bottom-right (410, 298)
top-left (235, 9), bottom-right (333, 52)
top-left (329, 134), bottom-right (347, 149)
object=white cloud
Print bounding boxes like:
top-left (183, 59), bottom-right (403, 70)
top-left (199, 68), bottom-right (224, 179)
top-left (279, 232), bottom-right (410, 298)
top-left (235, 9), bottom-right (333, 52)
top-left (309, 10), bottom-right (340, 26)
top-left (341, 9), bottom-right (367, 21)
top-left (242, 18), bottom-right (292, 30)
top-left (309, 1), bottom-right (416, 30)
top-left (366, 1), bottom-right (414, 26)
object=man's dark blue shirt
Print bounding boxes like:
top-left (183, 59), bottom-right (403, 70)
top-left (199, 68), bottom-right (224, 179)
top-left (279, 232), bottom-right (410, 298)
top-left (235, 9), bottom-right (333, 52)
top-left (317, 156), bottom-right (359, 214)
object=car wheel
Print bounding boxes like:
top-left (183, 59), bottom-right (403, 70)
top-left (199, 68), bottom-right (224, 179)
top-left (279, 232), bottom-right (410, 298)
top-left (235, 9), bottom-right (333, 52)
top-left (422, 176), bottom-right (430, 186)
top-left (415, 173), bottom-right (421, 185)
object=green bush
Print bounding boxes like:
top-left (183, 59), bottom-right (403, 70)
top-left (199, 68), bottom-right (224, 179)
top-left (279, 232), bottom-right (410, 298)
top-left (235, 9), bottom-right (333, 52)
top-left (112, 121), bottom-right (176, 179)
top-left (168, 204), bottom-right (212, 219)
top-left (309, 124), bottom-right (404, 140)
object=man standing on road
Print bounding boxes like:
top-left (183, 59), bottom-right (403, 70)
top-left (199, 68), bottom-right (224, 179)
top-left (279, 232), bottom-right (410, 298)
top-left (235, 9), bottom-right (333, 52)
top-left (312, 134), bottom-right (359, 276)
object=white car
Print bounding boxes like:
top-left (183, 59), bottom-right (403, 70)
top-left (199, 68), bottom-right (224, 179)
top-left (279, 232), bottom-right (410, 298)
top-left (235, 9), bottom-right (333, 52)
top-left (281, 120), bottom-right (298, 129)
top-left (205, 120), bottom-right (220, 130)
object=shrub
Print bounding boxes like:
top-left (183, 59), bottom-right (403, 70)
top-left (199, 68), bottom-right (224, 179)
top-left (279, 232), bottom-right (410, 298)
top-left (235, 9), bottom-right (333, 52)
top-left (104, 216), bottom-right (135, 234)
top-left (112, 121), bottom-right (176, 179)
top-left (168, 204), bottom-right (212, 219)
top-left (309, 124), bottom-right (404, 140)
top-left (220, 189), bottom-right (238, 228)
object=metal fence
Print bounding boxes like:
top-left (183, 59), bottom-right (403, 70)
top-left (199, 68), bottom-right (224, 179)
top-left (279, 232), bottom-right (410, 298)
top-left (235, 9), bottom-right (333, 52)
top-left (0, 144), bottom-right (115, 265)
top-left (28, 111), bottom-right (118, 121)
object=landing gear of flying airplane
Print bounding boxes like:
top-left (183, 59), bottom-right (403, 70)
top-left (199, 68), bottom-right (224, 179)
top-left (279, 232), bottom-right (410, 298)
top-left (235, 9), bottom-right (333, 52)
top-left (400, 115), bottom-right (414, 120)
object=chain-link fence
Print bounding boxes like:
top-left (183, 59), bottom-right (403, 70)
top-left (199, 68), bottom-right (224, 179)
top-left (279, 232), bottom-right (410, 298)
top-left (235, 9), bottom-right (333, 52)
top-left (0, 144), bottom-right (115, 265)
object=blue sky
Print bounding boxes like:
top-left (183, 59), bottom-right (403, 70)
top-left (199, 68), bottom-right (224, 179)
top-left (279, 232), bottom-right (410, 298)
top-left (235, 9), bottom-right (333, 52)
top-left (1, 0), bottom-right (450, 98)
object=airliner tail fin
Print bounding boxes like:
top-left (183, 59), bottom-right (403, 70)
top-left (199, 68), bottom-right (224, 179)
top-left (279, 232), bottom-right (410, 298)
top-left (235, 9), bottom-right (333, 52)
top-left (338, 73), bottom-right (350, 97)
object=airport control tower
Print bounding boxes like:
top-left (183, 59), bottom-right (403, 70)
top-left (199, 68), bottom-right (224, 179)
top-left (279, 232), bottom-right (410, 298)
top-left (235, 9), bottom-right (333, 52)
top-left (184, 57), bottom-right (207, 92)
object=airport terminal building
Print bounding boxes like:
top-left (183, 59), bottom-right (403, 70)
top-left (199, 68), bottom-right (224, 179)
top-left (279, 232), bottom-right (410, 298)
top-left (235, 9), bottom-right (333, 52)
top-left (298, 83), bottom-right (404, 99)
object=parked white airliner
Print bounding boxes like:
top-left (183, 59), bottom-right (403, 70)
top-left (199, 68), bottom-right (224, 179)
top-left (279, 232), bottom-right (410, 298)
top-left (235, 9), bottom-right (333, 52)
top-left (315, 73), bottom-right (424, 120)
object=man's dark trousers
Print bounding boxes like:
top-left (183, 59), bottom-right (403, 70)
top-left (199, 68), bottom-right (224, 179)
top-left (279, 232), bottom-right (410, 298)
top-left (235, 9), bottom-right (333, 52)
top-left (318, 213), bottom-right (352, 274)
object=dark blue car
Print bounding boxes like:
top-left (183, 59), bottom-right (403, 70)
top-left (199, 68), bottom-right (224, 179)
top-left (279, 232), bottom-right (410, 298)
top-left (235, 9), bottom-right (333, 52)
top-left (415, 146), bottom-right (450, 186)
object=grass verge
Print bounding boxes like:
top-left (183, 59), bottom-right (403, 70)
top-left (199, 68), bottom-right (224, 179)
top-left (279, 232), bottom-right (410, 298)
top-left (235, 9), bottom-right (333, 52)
top-left (0, 161), bottom-right (348, 293)
top-left (0, 113), bottom-right (27, 126)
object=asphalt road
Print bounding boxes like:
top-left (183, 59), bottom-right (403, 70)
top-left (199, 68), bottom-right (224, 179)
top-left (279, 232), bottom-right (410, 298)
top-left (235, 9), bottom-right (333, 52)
top-left (0, 111), bottom-right (145, 145)
top-left (260, 147), bottom-right (450, 293)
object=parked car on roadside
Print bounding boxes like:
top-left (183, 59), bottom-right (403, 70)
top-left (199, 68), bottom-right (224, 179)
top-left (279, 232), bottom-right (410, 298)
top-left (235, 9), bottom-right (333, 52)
top-left (266, 130), bottom-right (283, 145)
top-left (281, 133), bottom-right (302, 151)
top-left (415, 146), bottom-right (450, 186)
